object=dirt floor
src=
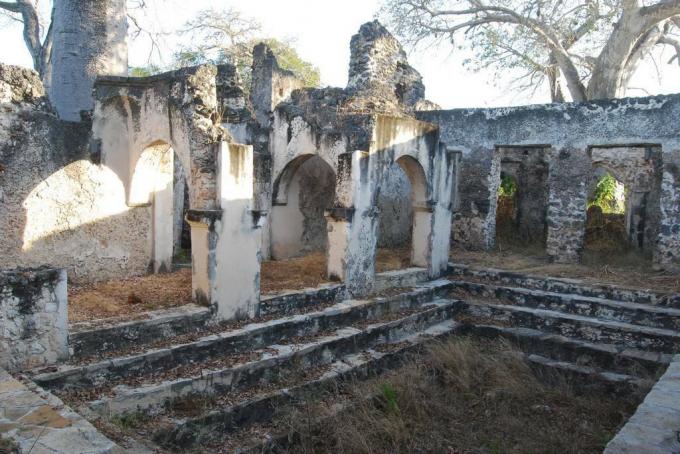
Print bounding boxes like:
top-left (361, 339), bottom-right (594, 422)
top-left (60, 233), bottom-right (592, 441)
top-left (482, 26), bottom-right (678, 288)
top-left (262, 337), bottom-right (646, 453)
top-left (260, 248), bottom-right (411, 295)
top-left (451, 246), bottom-right (680, 294)
top-left (68, 248), bottom-right (413, 323)
top-left (68, 268), bottom-right (193, 323)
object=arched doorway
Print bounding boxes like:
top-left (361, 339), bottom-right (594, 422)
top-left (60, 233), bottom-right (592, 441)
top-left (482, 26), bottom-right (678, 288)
top-left (265, 154), bottom-right (336, 293)
top-left (376, 161), bottom-right (413, 271)
top-left (130, 141), bottom-right (190, 273)
top-left (376, 155), bottom-right (431, 271)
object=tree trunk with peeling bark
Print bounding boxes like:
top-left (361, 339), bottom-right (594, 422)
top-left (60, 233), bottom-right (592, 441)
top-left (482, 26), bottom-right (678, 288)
top-left (383, 0), bottom-right (680, 102)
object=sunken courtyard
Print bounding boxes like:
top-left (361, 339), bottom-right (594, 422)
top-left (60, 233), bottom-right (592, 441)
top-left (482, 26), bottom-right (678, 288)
top-left (1, 7), bottom-right (680, 454)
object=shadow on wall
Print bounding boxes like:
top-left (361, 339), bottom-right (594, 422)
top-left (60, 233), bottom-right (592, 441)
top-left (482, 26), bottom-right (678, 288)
top-left (270, 155), bottom-right (336, 260)
top-left (2, 143), bottom-right (186, 284)
top-left (13, 159), bottom-right (154, 283)
top-left (377, 161), bottom-right (412, 249)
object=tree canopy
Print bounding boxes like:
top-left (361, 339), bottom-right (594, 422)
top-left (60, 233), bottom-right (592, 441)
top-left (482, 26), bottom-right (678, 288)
top-left (380, 0), bottom-right (680, 101)
top-left (174, 7), bottom-right (321, 90)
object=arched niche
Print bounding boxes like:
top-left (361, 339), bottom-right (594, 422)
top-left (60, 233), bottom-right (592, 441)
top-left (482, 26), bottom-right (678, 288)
top-left (395, 155), bottom-right (432, 268)
top-left (270, 154), bottom-right (337, 260)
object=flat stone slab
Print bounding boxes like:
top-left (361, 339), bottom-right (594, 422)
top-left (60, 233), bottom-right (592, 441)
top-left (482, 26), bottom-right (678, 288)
top-left (0, 368), bottom-right (119, 453)
top-left (605, 354), bottom-right (680, 453)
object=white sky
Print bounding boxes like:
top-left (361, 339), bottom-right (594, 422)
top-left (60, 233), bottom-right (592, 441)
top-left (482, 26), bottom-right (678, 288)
top-left (0, 0), bottom-right (679, 108)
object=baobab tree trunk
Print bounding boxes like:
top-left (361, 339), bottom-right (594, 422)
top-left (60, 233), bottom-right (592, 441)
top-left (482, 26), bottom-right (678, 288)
top-left (587, 1), bottom-right (680, 99)
top-left (49, 0), bottom-right (128, 121)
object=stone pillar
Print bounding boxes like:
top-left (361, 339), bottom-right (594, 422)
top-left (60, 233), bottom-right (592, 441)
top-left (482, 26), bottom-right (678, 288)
top-left (49, 0), bottom-right (128, 121)
top-left (187, 143), bottom-right (262, 321)
top-left (0, 268), bottom-right (68, 372)
top-left (411, 204), bottom-right (434, 268)
top-left (546, 148), bottom-right (590, 263)
top-left (152, 149), bottom-right (174, 273)
top-left (186, 210), bottom-right (220, 308)
top-left (655, 149), bottom-right (680, 271)
top-left (427, 147), bottom-right (459, 277)
top-left (326, 151), bottom-right (379, 296)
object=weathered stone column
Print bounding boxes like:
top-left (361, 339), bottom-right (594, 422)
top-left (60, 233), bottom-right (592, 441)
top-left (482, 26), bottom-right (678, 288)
top-left (326, 150), bottom-right (379, 296)
top-left (426, 147), bottom-right (459, 277)
top-left (546, 148), bottom-right (590, 263)
top-left (186, 210), bottom-right (220, 308)
top-left (188, 143), bottom-right (262, 321)
top-left (655, 148), bottom-right (680, 271)
top-left (49, 0), bottom-right (128, 121)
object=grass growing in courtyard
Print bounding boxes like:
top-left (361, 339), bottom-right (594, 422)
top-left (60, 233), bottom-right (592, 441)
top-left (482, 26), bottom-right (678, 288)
top-left (280, 338), bottom-right (645, 453)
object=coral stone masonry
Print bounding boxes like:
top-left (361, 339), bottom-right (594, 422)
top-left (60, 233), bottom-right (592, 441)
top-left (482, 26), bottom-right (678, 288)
top-left (0, 268), bottom-right (68, 372)
top-left (0, 14), bottom-right (679, 453)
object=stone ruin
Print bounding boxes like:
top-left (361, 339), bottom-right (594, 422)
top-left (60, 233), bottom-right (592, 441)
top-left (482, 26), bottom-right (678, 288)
top-left (1, 9), bottom-right (680, 453)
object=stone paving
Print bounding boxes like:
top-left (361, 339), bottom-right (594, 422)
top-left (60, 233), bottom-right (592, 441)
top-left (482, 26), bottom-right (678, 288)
top-left (0, 368), bottom-right (119, 453)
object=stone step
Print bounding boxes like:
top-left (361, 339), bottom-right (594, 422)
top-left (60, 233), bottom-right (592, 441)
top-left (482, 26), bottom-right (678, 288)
top-left (152, 319), bottom-right (461, 450)
top-left (450, 280), bottom-right (680, 331)
top-left (462, 301), bottom-right (680, 353)
top-left (199, 334), bottom-right (643, 454)
top-left (31, 281), bottom-right (455, 392)
top-left (69, 304), bottom-right (213, 360)
top-left (259, 283), bottom-right (345, 317)
top-left (460, 324), bottom-right (671, 378)
top-left (524, 354), bottom-right (647, 394)
top-left (69, 284), bottom-right (347, 362)
top-left (448, 263), bottom-right (678, 306)
top-left (82, 300), bottom-right (461, 418)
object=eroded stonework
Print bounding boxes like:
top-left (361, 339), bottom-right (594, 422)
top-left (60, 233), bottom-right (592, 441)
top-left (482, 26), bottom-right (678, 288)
top-left (0, 268), bottom-right (67, 372)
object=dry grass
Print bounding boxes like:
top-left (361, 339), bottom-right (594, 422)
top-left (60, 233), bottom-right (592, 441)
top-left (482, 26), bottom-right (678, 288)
top-left (68, 269), bottom-right (193, 323)
top-left (261, 248), bottom-right (412, 295)
top-left (282, 338), bottom-right (643, 453)
top-left (0, 436), bottom-right (19, 454)
top-left (451, 247), bottom-right (680, 294)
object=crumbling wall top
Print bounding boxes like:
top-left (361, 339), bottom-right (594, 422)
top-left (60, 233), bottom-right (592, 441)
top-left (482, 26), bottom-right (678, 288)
top-left (0, 64), bottom-right (49, 109)
top-left (347, 21), bottom-right (431, 112)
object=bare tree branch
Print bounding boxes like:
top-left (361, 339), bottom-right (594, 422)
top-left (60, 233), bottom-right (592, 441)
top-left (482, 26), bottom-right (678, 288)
top-left (382, 0), bottom-right (680, 101)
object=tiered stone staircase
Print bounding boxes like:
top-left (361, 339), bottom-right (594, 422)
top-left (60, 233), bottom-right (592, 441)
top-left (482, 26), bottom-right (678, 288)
top-left (22, 265), bottom-right (680, 452)
top-left (450, 264), bottom-right (677, 391)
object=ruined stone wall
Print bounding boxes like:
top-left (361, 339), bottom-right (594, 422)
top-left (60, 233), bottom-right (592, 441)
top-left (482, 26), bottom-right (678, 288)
top-left (347, 21), bottom-right (432, 112)
top-left (0, 268), bottom-right (68, 372)
top-left (1, 65), bottom-right (152, 283)
top-left (419, 95), bottom-right (680, 269)
top-left (94, 65), bottom-right (226, 211)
